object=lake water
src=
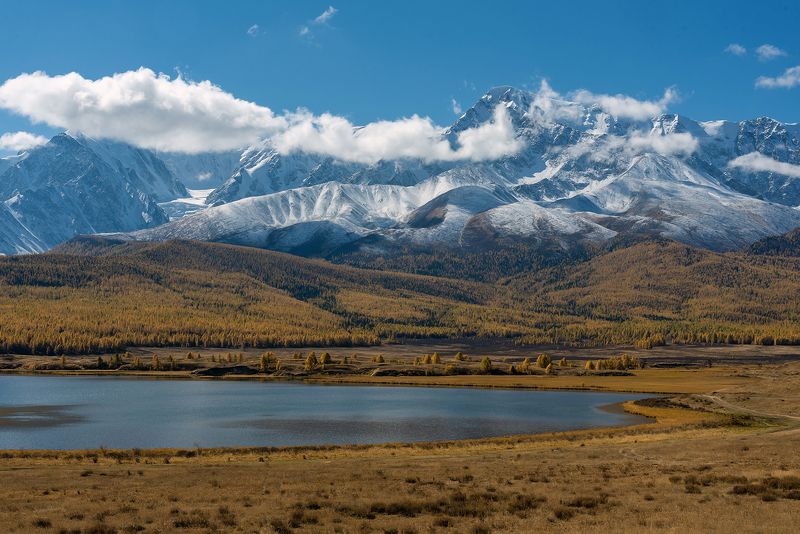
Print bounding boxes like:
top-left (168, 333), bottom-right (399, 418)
top-left (0, 376), bottom-right (650, 450)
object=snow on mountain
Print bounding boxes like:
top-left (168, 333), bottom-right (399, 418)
top-left (0, 153), bottom-right (27, 175)
top-left (0, 133), bottom-right (248, 254)
top-left (553, 153), bottom-right (800, 250)
top-left (0, 134), bottom-right (170, 254)
top-left (3, 86), bottom-right (800, 256)
top-left (126, 179), bottom-right (449, 253)
top-left (120, 84), bottom-right (800, 256)
top-left (125, 151), bottom-right (800, 254)
top-left (204, 143), bottom-right (455, 206)
top-left (0, 202), bottom-right (46, 254)
top-left (650, 114), bottom-right (800, 205)
top-left (157, 150), bottom-right (241, 189)
top-left (158, 189), bottom-right (216, 220)
top-left (69, 133), bottom-right (188, 202)
top-left (479, 200), bottom-right (617, 249)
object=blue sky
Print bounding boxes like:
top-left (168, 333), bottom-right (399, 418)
top-left (0, 0), bottom-right (798, 153)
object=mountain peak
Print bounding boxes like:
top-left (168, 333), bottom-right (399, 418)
top-left (482, 86), bottom-right (532, 106)
top-left (449, 86), bottom-right (533, 134)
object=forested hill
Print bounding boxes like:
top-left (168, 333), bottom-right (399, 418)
top-left (748, 227), bottom-right (800, 257)
top-left (0, 237), bottom-right (798, 355)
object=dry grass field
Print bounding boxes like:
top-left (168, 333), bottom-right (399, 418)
top-left (2, 360), bottom-right (800, 533)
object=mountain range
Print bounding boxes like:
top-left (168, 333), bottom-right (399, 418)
top-left (1, 86), bottom-right (799, 257)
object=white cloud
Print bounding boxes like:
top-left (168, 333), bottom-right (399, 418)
top-left (571, 87), bottom-right (677, 121)
top-left (756, 65), bottom-right (800, 89)
top-left (0, 68), bottom-right (286, 153)
top-left (313, 6), bottom-right (338, 24)
top-left (725, 43), bottom-right (747, 56)
top-left (527, 80), bottom-right (584, 125)
top-left (451, 98), bottom-right (462, 115)
top-left (561, 130), bottom-right (698, 164)
top-left (0, 131), bottom-right (49, 152)
top-left (628, 132), bottom-right (698, 156)
top-left (247, 24), bottom-right (259, 37)
top-left (301, 6), bottom-right (337, 37)
top-left (756, 44), bottom-right (787, 61)
top-left (196, 171), bottom-right (213, 181)
top-left (0, 68), bottom-right (522, 162)
top-left (453, 106), bottom-right (524, 161)
top-left (271, 105), bottom-right (522, 164)
top-left (728, 152), bottom-right (800, 178)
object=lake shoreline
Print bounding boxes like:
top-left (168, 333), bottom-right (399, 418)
top-left (0, 375), bottom-right (654, 451)
top-left (0, 362), bottom-right (754, 395)
top-left (0, 397), bottom-right (711, 459)
top-left (0, 362), bottom-right (754, 452)
top-left (3, 362), bottom-right (798, 532)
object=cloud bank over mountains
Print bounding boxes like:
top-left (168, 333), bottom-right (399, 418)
top-left (0, 67), bottom-right (694, 162)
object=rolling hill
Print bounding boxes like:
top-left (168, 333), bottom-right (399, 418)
top-left (0, 237), bottom-right (797, 355)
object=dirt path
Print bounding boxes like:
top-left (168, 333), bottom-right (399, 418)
top-left (701, 393), bottom-right (800, 422)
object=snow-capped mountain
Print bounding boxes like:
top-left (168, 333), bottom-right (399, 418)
top-left (0, 134), bottom-right (172, 253)
top-left (120, 86), bottom-right (800, 255)
top-left (205, 144), bottom-right (451, 206)
top-left (0, 134), bottom-right (243, 254)
top-left (2, 86), bottom-right (800, 256)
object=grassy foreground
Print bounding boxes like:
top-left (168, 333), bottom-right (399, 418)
top-left (2, 362), bottom-right (800, 533)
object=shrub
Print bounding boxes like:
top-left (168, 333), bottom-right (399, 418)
top-left (536, 353), bottom-right (551, 368)
top-left (217, 505), bottom-right (236, 527)
top-left (304, 352), bottom-right (318, 370)
top-left (564, 495), bottom-right (607, 508)
top-left (431, 352), bottom-right (441, 364)
top-left (507, 494), bottom-right (546, 513)
top-left (32, 518), bottom-right (52, 529)
top-left (479, 357), bottom-right (492, 374)
top-left (269, 519), bottom-right (292, 534)
top-left (553, 506), bottom-right (574, 520)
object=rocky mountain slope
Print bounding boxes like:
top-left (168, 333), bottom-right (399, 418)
top-left (0, 134), bottom-right (239, 254)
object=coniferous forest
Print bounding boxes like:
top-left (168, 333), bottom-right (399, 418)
top-left (1, 237), bottom-right (799, 355)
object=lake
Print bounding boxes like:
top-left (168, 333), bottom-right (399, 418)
top-left (0, 376), bottom-right (651, 450)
